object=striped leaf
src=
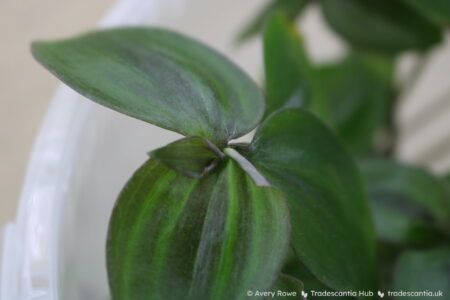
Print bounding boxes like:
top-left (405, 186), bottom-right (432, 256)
top-left (32, 27), bottom-right (265, 145)
top-left (107, 158), bottom-right (290, 300)
top-left (240, 109), bottom-right (376, 293)
top-left (150, 136), bottom-right (225, 179)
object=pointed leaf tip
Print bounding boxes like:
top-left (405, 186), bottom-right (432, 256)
top-left (31, 27), bottom-right (265, 143)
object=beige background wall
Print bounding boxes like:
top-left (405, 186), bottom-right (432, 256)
top-left (0, 0), bottom-right (112, 222)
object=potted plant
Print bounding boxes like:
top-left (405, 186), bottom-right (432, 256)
top-left (31, 0), bottom-right (450, 299)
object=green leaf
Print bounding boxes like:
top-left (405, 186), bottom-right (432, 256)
top-left (394, 246), bottom-right (450, 299)
top-left (241, 109), bottom-right (376, 293)
top-left (236, 0), bottom-right (308, 43)
top-left (316, 53), bottom-right (393, 153)
top-left (32, 27), bottom-right (265, 145)
top-left (404, 0), bottom-right (450, 26)
top-left (283, 251), bottom-right (343, 298)
top-left (271, 274), bottom-right (305, 299)
top-left (150, 136), bottom-right (225, 178)
top-left (107, 158), bottom-right (290, 300)
top-left (360, 159), bottom-right (450, 242)
top-left (263, 13), bottom-right (313, 117)
top-left (320, 0), bottom-right (442, 54)
top-left (366, 191), bottom-right (443, 245)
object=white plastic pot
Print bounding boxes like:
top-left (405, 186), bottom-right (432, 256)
top-left (0, 0), bottom-right (262, 299)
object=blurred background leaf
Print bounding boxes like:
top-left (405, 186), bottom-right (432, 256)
top-left (360, 158), bottom-right (450, 245)
top-left (320, 0), bottom-right (442, 55)
top-left (263, 13), bottom-right (313, 117)
top-left (394, 246), bottom-right (450, 299)
top-left (316, 53), bottom-right (394, 154)
top-left (403, 0), bottom-right (450, 26)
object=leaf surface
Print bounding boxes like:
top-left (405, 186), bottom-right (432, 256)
top-left (241, 109), bottom-right (376, 293)
top-left (271, 274), bottom-right (305, 299)
top-left (360, 159), bottom-right (450, 241)
top-left (263, 13), bottom-right (313, 117)
top-left (316, 53), bottom-right (393, 153)
top-left (394, 246), bottom-right (450, 299)
top-left (150, 136), bottom-right (224, 178)
top-left (321, 0), bottom-right (442, 54)
top-left (107, 158), bottom-right (290, 300)
top-left (404, 0), bottom-right (450, 26)
top-left (32, 27), bottom-right (265, 144)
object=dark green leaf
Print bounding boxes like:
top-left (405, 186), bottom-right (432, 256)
top-left (150, 136), bottom-right (225, 178)
top-left (394, 246), bottom-right (450, 299)
top-left (404, 0), bottom-right (450, 26)
top-left (360, 159), bottom-right (450, 242)
top-left (283, 250), bottom-right (343, 298)
top-left (321, 0), bottom-right (442, 54)
top-left (32, 27), bottom-right (265, 144)
top-left (107, 158), bottom-right (290, 300)
top-left (375, 242), bottom-right (402, 292)
top-left (368, 192), bottom-right (444, 245)
top-left (271, 274), bottom-right (305, 299)
top-left (236, 0), bottom-right (308, 43)
top-left (316, 53), bottom-right (393, 153)
top-left (263, 13), bottom-right (313, 117)
top-left (242, 109), bottom-right (376, 292)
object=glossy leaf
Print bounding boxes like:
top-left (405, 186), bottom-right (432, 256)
top-left (32, 27), bottom-right (265, 144)
top-left (316, 53), bottom-right (393, 153)
top-left (394, 246), bottom-right (450, 299)
top-left (404, 0), bottom-right (450, 26)
top-left (236, 0), bottom-right (308, 43)
top-left (263, 13), bottom-right (313, 117)
top-left (321, 0), bottom-right (442, 54)
top-left (360, 159), bottom-right (450, 241)
top-left (150, 136), bottom-right (224, 178)
top-left (107, 158), bottom-right (290, 300)
top-left (241, 109), bottom-right (376, 292)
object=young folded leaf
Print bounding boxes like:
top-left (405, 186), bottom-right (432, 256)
top-left (31, 27), bottom-right (265, 144)
top-left (150, 136), bottom-right (225, 178)
top-left (241, 109), bottom-right (376, 293)
top-left (321, 0), bottom-right (442, 54)
top-left (107, 158), bottom-right (290, 300)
